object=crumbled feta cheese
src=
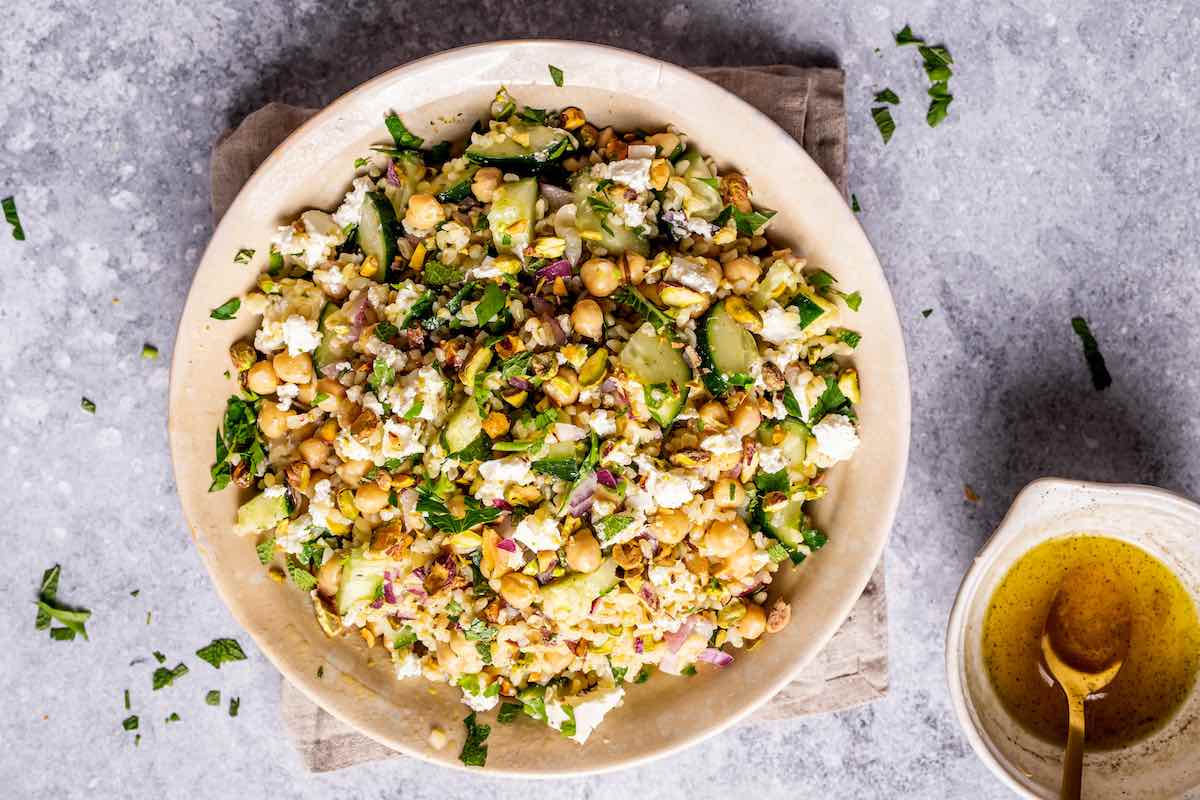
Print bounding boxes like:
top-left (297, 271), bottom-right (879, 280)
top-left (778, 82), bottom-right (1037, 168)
top-left (811, 413), bottom-right (860, 466)
top-left (583, 409), bottom-right (617, 437)
top-left (264, 484), bottom-right (288, 499)
top-left (512, 508), bottom-right (564, 551)
top-left (271, 210), bottom-right (344, 269)
top-left (615, 200), bottom-right (646, 229)
top-left (332, 177), bottom-right (375, 230)
top-left (700, 430), bottom-right (743, 456)
top-left (280, 314), bottom-right (321, 356)
top-left (552, 422), bottom-right (587, 442)
top-left (546, 687), bottom-right (625, 744)
top-left (435, 220), bottom-right (471, 252)
top-left (759, 302), bottom-right (804, 344)
top-left (475, 456), bottom-right (534, 505)
top-left (385, 280), bottom-right (425, 326)
top-left (334, 429), bottom-right (374, 463)
top-left (634, 457), bottom-right (694, 509)
top-left (593, 158), bottom-right (653, 192)
top-left (461, 687), bottom-right (500, 712)
top-left (275, 382), bottom-right (300, 411)
top-left (667, 256), bottom-right (718, 294)
top-left (395, 650), bottom-right (423, 679)
top-left (757, 445), bottom-right (789, 473)
top-left (381, 418), bottom-right (426, 460)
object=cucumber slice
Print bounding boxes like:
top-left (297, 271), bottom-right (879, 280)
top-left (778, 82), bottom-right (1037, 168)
top-left (336, 550), bottom-right (390, 615)
top-left (762, 497), bottom-right (806, 551)
top-left (697, 300), bottom-right (759, 396)
top-left (233, 491), bottom-right (289, 536)
top-left (619, 325), bottom-right (691, 427)
top-left (382, 152), bottom-right (425, 219)
top-left (571, 173), bottom-right (649, 256)
top-left (675, 148), bottom-right (712, 179)
top-left (776, 420), bottom-right (809, 469)
top-left (466, 124), bottom-right (573, 170)
top-left (358, 191), bottom-right (396, 281)
top-left (684, 178), bottom-right (724, 221)
top-left (313, 303), bottom-right (353, 369)
top-left (487, 177), bottom-right (538, 258)
top-left (443, 398), bottom-right (483, 455)
top-left (540, 559), bottom-right (619, 624)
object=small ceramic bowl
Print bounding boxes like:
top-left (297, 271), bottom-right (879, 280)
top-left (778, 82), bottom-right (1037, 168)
top-left (946, 478), bottom-right (1200, 798)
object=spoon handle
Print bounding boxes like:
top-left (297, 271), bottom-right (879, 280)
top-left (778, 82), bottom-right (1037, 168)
top-left (1061, 694), bottom-right (1086, 800)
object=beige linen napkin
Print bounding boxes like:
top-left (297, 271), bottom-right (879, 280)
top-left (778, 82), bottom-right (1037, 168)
top-left (210, 65), bottom-right (887, 773)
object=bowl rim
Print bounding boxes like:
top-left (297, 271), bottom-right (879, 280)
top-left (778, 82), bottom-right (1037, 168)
top-left (170, 38), bottom-right (912, 777)
top-left (944, 477), bottom-right (1200, 798)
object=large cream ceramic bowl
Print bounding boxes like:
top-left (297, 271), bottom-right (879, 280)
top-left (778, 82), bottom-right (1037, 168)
top-left (168, 40), bottom-right (910, 776)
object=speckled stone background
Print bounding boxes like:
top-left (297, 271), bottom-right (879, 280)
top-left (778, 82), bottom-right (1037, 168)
top-left (4, 1), bottom-right (1200, 798)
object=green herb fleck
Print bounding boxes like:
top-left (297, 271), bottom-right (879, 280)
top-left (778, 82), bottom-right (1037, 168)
top-left (384, 113), bottom-right (424, 150)
top-left (873, 88), bottom-right (900, 105)
top-left (153, 651), bottom-right (166, 664)
top-left (895, 25), bottom-right (924, 45)
top-left (463, 618), bottom-right (498, 642)
top-left (598, 514), bottom-right (634, 541)
top-left (234, 248), bottom-right (255, 265)
top-left (498, 702), bottom-right (522, 723)
top-left (196, 638), bottom-right (247, 669)
top-left (122, 715), bottom-right (139, 731)
top-left (152, 662), bottom-right (189, 691)
top-left (458, 712), bottom-right (490, 767)
top-left (549, 65), bottom-right (564, 87)
top-left (34, 566), bottom-right (91, 641)
top-left (228, 697), bottom-right (240, 717)
top-left (842, 291), bottom-right (863, 311)
top-left (475, 282), bottom-right (507, 327)
top-left (165, 712), bottom-right (181, 723)
top-left (354, 157), bottom-right (370, 169)
top-left (124, 689), bottom-right (131, 710)
top-left (1071, 317), bottom-right (1112, 390)
top-left (871, 106), bottom-right (896, 144)
top-left (835, 328), bottom-right (862, 348)
top-left (208, 394), bottom-right (266, 492)
top-left (209, 298), bottom-right (240, 320)
top-left (633, 666), bottom-right (652, 684)
top-left (140, 343), bottom-right (159, 360)
top-left (288, 560), bottom-right (318, 591)
top-left (80, 397), bottom-right (96, 414)
top-left (2, 196), bottom-right (25, 240)
top-left (851, 194), bottom-right (861, 213)
top-left (767, 542), bottom-right (790, 563)
top-left (34, 565), bottom-right (61, 630)
top-left (206, 690), bottom-right (221, 706)
top-left (921, 308), bottom-right (934, 318)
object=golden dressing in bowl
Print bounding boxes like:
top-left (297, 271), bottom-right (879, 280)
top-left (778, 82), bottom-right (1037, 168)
top-left (982, 535), bottom-right (1200, 748)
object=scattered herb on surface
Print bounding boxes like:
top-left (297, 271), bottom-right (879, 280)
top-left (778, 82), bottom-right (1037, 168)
top-left (209, 298), bottom-right (240, 320)
top-left (122, 715), bottom-right (139, 731)
top-left (921, 308), bottom-right (934, 318)
top-left (384, 112), bottom-right (424, 150)
top-left (228, 697), bottom-right (240, 717)
top-left (871, 106), bottom-right (896, 144)
top-left (1071, 316), bottom-right (1112, 390)
top-left (165, 712), bottom-right (181, 723)
top-left (152, 662), bottom-right (189, 691)
top-left (196, 638), bottom-right (247, 669)
top-left (141, 343), bottom-right (159, 359)
top-left (34, 565), bottom-right (91, 641)
top-left (153, 651), bottom-right (166, 664)
top-left (851, 194), bottom-right (861, 213)
top-left (124, 689), bottom-right (131, 710)
top-left (458, 712), bottom-right (490, 767)
top-left (80, 397), bottom-right (96, 414)
top-left (895, 24), bottom-right (923, 45)
top-left (234, 248), bottom-right (255, 265)
top-left (206, 690), bottom-right (221, 706)
top-left (873, 88), bottom-right (900, 104)
top-left (2, 196), bottom-right (24, 240)
top-left (549, 65), bottom-right (564, 87)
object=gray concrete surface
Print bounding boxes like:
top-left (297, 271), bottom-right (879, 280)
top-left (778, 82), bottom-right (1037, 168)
top-left (4, 0), bottom-right (1199, 797)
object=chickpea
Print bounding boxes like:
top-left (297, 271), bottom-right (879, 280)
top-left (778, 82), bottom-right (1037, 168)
top-left (298, 437), bottom-right (331, 469)
top-left (702, 258), bottom-right (724, 287)
top-left (272, 351), bottom-right (314, 384)
top-left (336, 459), bottom-right (373, 486)
top-left (570, 299), bottom-right (604, 340)
top-left (296, 381), bottom-right (318, 404)
top-left (404, 193), bottom-right (445, 232)
top-left (580, 258), bottom-right (622, 298)
top-left (724, 256), bottom-right (761, 286)
top-left (717, 539), bottom-right (756, 579)
top-left (436, 641), bottom-right (463, 674)
top-left (355, 483), bottom-right (389, 514)
top-left (732, 396), bottom-right (761, 436)
top-left (704, 517), bottom-right (750, 558)
top-left (544, 366), bottom-right (580, 406)
top-left (471, 167), bottom-right (503, 203)
top-left (499, 573), bottom-right (539, 609)
top-left (246, 360), bottom-right (279, 395)
top-left (316, 555), bottom-right (342, 597)
top-left (565, 529), bottom-right (602, 573)
top-left (649, 509), bottom-right (691, 545)
top-left (713, 478), bottom-right (746, 509)
top-left (258, 402), bottom-right (292, 439)
top-left (736, 603), bottom-right (767, 639)
top-left (541, 646), bottom-right (574, 672)
top-left (623, 252), bottom-right (647, 284)
top-left (698, 401), bottom-right (730, 428)
top-left (645, 132), bottom-right (681, 157)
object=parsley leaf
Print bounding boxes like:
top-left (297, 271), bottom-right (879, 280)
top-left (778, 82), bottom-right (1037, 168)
top-left (2, 196), bottom-right (25, 240)
top-left (416, 484), bottom-right (501, 533)
top-left (384, 112), bottom-right (424, 150)
top-left (921, 308), bottom-right (934, 318)
top-left (807, 376), bottom-right (853, 423)
top-left (835, 329), bottom-right (862, 348)
top-left (732, 207), bottom-right (776, 236)
top-left (597, 514), bottom-right (634, 541)
top-left (475, 282), bottom-right (507, 327)
top-left (462, 618), bottom-right (498, 642)
top-left (873, 88), bottom-right (900, 105)
top-left (755, 469), bottom-right (790, 495)
top-left (871, 106), bottom-right (896, 144)
top-left (209, 395), bottom-right (266, 492)
top-left (206, 690), bottom-right (221, 706)
top-left (549, 64), bottom-right (564, 87)
top-left (80, 397), bottom-right (96, 414)
top-left (152, 662), bottom-right (189, 690)
top-left (209, 298), bottom-right (240, 320)
top-left (851, 194), bottom-right (861, 213)
top-left (368, 356), bottom-right (395, 396)
top-left (394, 625), bottom-right (418, 649)
top-left (498, 702), bottom-right (522, 723)
top-left (195, 638), bottom-right (247, 669)
top-left (516, 107), bottom-right (547, 125)
top-left (895, 25), bottom-right (923, 45)
top-left (559, 705), bottom-right (577, 737)
top-left (122, 715), bottom-right (139, 731)
top-left (842, 291), bottom-right (863, 311)
top-left (531, 458), bottom-right (580, 482)
top-left (1071, 317), bottom-right (1112, 390)
top-left (36, 600), bottom-right (91, 641)
top-left (229, 697), bottom-right (240, 717)
top-left (459, 712), bottom-right (491, 767)
top-left (234, 248), bottom-right (255, 264)
top-left (34, 565), bottom-right (61, 630)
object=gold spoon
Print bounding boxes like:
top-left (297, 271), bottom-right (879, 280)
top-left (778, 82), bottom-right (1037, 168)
top-left (1040, 564), bottom-right (1132, 800)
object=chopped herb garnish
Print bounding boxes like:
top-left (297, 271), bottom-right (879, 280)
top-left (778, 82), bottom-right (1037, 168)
top-left (634, 666), bottom-right (653, 684)
top-left (598, 514), bottom-right (634, 541)
top-left (681, 664), bottom-right (698, 677)
top-left (34, 565), bottom-right (60, 630)
top-left (229, 697), bottom-right (240, 717)
top-left (732, 207), bottom-right (776, 236)
top-left (475, 282), bottom-right (507, 327)
top-left (33, 564), bottom-right (91, 641)
top-left (559, 704), bottom-right (577, 737)
top-left (1071, 317), bottom-right (1112, 390)
top-left (209, 394), bottom-right (266, 492)
top-left (2, 196), bottom-right (25, 240)
top-left (384, 113), bottom-right (424, 150)
top-left (140, 343), bottom-right (159, 360)
top-left (50, 627), bottom-right (76, 641)
top-left (458, 712), bottom-right (490, 767)
top-left (234, 248), bottom-right (255, 264)
top-left (462, 618), bottom-right (498, 642)
top-left (153, 651), bottom-right (166, 664)
top-left (851, 194), bottom-right (861, 213)
top-left (421, 259), bottom-right (465, 287)
top-left (871, 106), bottom-right (896, 144)
top-left (130, 589), bottom-right (139, 597)
top-left (549, 65), bottom-right (564, 87)
top-left (767, 542), bottom-right (790, 563)
top-left (166, 712), bottom-right (181, 723)
top-left (531, 458), bottom-right (580, 482)
top-left (209, 298), bottom-right (240, 320)
top-left (354, 157), bottom-right (370, 169)
top-left (124, 689), bottom-right (131, 710)
top-left (873, 88), bottom-right (900, 105)
top-left (926, 82), bottom-right (953, 127)
top-left (152, 662), bottom-right (189, 691)
top-left (374, 320), bottom-right (398, 341)
top-left (835, 328), bottom-right (862, 349)
top-left (436, 179), bottom-right (472, 204)
top-left (895, 25), bottom-right (923, 45)
top-left (206, 690), bottom-right (221, 706)
top-left (416, 483), bottom-right (501, 533)
top-left (842, 291), bottom-right (863, 311)
top-left (195, 638), bottom-right (247, 669)
top-left (122, 715), bottom-right (139, 731)
top-left (80, 397), bottom-right (96, 414)
top-left (921, 308), bottom-right (934, 318)
top-left (498, 702), bottom-right (522, 723)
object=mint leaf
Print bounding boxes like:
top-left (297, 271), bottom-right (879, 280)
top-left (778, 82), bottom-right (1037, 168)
top-left (195, 638), bottom-right (247, 669)
top-left (732, 207), bottom-right (776, 236)
top-left (598, 514), bottom-right (634, 541)
top-left (531, 458), bottom-right (580, 482)
top-left (35, 600), bottom-right (90, 641)
top-left (35, 565), bottom-right (61, 630)
top-left (2, 195), bottom-right (25, 240)
top-left (873, 88), bottom-right (900, 105)
top-left (559, 704), bottom-right (577, 738)
top-left (459, 712), bottom-right (490, 767)
top-left (384, 112), bottom-right (424, 150)
top-left (416, 484), bottom-right (500, 533)
top-left (871, 106), bottom-right (896, 144)
top-left (288, 560), bottom-right (318, 591)
top-left (894, 24), bottom-right (923, 45)
top-left (549, 64), bottom-right (564, 87)
top-left (80, 397), bottom-right (96, 414)
top-left (234, 248), bottom-right (255, 265)
top-left (229, 697), bottom-right (240, 717)
top-left (206, 690), bottom-right (221, 706)
top-left (462, 618), bottom-right (498, 642)
top-left (210, 298), bottom-right (240, 320)
top-left (152, 662), bottom-right (189, 691)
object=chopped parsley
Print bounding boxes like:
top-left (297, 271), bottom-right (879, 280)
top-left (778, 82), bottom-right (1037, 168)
top-left (2, 196), bottom-right (24, 240)
top-left (209, 394), bottom-right (266, 492)
top-left (873, 88), bottom-right (900, 105)
top-left (122, 715), bottom-right (139, 731)
top-left (732, 207), bottom-right (776, 236)
top-left (195, 638), bottom-right (247, 669)
top-left (871, 106), bottom-right (896, 144)
top-left (154, 651), bottom-right (166, 664)
top-left (1071, 317), bottom-right (1112, 390)
top-left (458, 712), bottom-right (490, 767)
top-left (531, 457), bottom-right (580, 482)
top-left (842, 290), bottom-right (863, 311)
top-left (166, 712), bottom-right (181, 723)
top-left (80, 397), bottom-right (96, 414)
top-left (206, 690), bottom-right (221, 706)
top-left (229, 697), bottom-right (240, 717)
top-left (233, 248), bottom-right (255, 264)
top-left (462, 618), bottom-right (498, 642)
top-left (895, 25), bottom-right (923, 45)
top-left (921, 308), bottom-right (934, 318)
top-left (124, 689), bottom-right (131, 710)
top-left (851, 194), bottom-right (861, 213)
top-left (549, 64), bottom-right (564, 87)
top-left (384, 112), bottom-right (424, 150)
top-left (835, 328), bottom-right (862, 348)
top-left (209, 298), bottom-right (240, 320)
top-left (375, 320), bottom-right (398, 341)
top-left (354, 157), bottom-right (370, 169)
top-left (475, 282), bottom-right (508, 327)
top-left (34, 564), bottom-right (91, 641)
top-left (598, 514), bottom-right (634, 541)
top-left (498, 702), bottom-right (522, 723)
top-left (152, 662), bottom-right (189, 691)
top-left (416, 483), bottom-right (501, 533)
top-left (394, 626), bottom-right (417, 650)
top-left (141, 343), bottom-right (159, 359)
top-left (559, 704), bottom-right (577, 737)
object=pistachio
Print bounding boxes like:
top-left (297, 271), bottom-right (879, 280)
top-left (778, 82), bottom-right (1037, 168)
top-left (560, 106), bottom-right (586, 130)
top-left (351, 408), bottom-right (380, 444)
top-left (229, 340), bottom-right (257, 372)
top-left (313, 597), bottom-right (343, 637)
top-left (659, 283), bottom-right (708, 307)
top-left (762, 362), bottom-right (786, 391)
top-left (721, 172), bottom-right (752, 213)
top-left (578, 348), bottom-right (609, 387)
top-left (669, 450), bottom-right (711, 468)
top-left (494, 334), bottom-right (525, 360)
top-left (724, 296), bottom-right (763, 333)
top-left (766, 598), bottom-right (792, 633)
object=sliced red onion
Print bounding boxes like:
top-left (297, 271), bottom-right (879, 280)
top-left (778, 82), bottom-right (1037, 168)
top-left (540, 182), bottom-right (575, 211)
top-left (411, 566), bottom-right (427, 580)
top-left (496, 537), bottom-right (517, 552)
top-left (595, 468), bottom-right (618, 489)
top-left (386, 159), bottom-right (401, 187)
top-left (589, 595), bottom-right (603, 615)
top-left (634, 637), bottom-right (644, 654)
top-left (437, 552), bottom-right (458, 583)
top-left (601, 377), bottom-right (629, 408)
top-left (639, 583), bottom-right (660, 612)
top-left (536, 557), bottom-right (557, 585)
top-left (567, 473), bottom-right (597, 516)
top-left (370, 597), bottom-right (384, 609)
top-left (664, 617), bottom-right (695, 653)
top-left (405, 587), bottom-right (427, 599)
top-left (382, 571), bottom-right (397, 605)
top-left (698, 648), bottom-right (734, 667)
top-left (507, 376), bottom-right (533, 391)
top-left (536, 259), bottom-right (572, 280)
top-left (738, 582), bottom-right (763, 598)
top-left (491, 498), bottom-right (513, 511)
top-left (530, 296), bottom-right (554, 316)
top-left (543, 314), bottom-right (567, 346)
top-left (346, 292), bottom-right (371, 339)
